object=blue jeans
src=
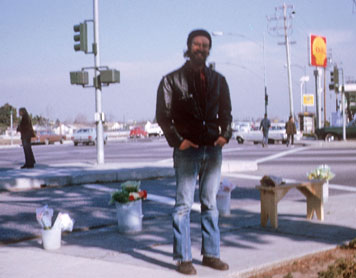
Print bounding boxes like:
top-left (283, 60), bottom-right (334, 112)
top-left (172, 145), bottom-right (222, 262)
top-left (262, 131), bottom-right (269, 145)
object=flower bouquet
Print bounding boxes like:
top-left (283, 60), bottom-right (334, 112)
top-left (109, 181), bottom-right (147, 234)
top-left (109, 180), bottom-right (147, 205)
top-left (307, 165), bottom-right (335, 202)
top-left (307, 164), bottom-right (335, 181)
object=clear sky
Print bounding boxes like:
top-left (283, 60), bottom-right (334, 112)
top-left (1, 0), bottom-right (355, 123)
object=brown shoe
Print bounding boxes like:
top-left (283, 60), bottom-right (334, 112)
top-left (202, 256), bottom-right (229, 270)
top-left (177, 261), bottom-right (197, 275)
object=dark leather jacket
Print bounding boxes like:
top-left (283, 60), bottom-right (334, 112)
top-left (156, 62), bottom-right (232, 148)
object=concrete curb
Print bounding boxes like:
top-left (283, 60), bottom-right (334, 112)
top-left (0, 160), bottom-right (257, 191)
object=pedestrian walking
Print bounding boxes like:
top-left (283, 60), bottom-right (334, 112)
top-left (17, 107), bottom-right (36, 169)
top-left (260, 114), bottom-right (271, 147)
top-left (285, 116), bottom-right (297, 147)
top-left (156, 29), bottom-right (232, 275)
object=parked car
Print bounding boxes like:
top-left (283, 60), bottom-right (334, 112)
top-left (71, 128), bottom-right (107, 146)
top-left (233, 122), bottom-right (296, 144)
top-left (315, 118), bottom-right (356, 141)
top-left (31, 130), bottom-right (65, 145)
top-left (145, 122), bottom-right (163, 137)
top-left (129, 127), bottom-right (148, 138)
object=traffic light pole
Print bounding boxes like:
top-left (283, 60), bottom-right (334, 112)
top-left (93, 0), bottom-right (105, 164)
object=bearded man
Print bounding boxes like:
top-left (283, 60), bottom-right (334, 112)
top-left (156, 29), bottom-right (232, 275)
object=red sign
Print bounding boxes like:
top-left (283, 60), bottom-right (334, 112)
top-left (310, 34), bottom-right (327, 68)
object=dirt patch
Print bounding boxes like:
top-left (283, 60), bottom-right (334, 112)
top-left (248, 240), bottom-right (356, 278)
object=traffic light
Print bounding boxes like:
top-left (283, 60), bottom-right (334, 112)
top-left (73, 22), bottom-right (88, 53)
top-left (329, 71), bottom-right (335, 90)
top-left (333, 66), bottom-right (339, 93)
top-left (70, 71), bottom-right (89, 86)
top-left (329, 66), bottom-right (339, 93)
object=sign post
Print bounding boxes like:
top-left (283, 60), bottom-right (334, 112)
top-left (309, 34), bottom-right (327, 129)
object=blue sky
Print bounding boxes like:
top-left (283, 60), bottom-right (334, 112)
top-left (1, 0), bottom-right (355, 123)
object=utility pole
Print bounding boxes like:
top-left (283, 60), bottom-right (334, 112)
top-left (267, 3), bottom-right (295, 117)
top-left (71, 0), bottom-right (120, 165)
top-left (10, 111), bottom-right (13, 146)
top-left (93, 0), bottom-right (104, 164)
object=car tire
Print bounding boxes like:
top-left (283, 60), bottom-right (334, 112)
top-left (325, 133), bottom-right (338, 142)
top-left (236, 137), bottom-right (244, 144)
top-left (74, 142), bottom-right (78, 146)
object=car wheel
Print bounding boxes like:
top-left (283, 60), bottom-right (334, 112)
top-left (325, 133), bottom-right (338, 142)
top-left (236, 137), bottom-right (244, 144)
top-left (74, 142), bottom-right (78, 146)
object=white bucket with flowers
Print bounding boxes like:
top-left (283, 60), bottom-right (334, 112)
top-left (110, 181), bottom-right (147, 234)
top-left (307, 165), bottom-right (335, 202)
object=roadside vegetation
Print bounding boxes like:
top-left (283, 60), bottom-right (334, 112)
top-left (249, 238), bottom-right (356, 278)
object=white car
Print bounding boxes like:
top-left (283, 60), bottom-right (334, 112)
top-left (145, 122), bottom-right (163, 137)
top-left (233, 123), bottom-right (291, 144)
top-left (71, 128), bottom-right (108, 146)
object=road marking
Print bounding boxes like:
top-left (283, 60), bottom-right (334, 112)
top-left (83, 184), bottom-right (114, 192)
top-left (222, 147), bottom-right (243, 153)
top-left (224, 173), bottom-right (356, 192)
top-left (255, 146), bottom-right (312, 164)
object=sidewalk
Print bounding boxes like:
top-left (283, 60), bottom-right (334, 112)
top-left (1, 189), bottom-right (356, 278)
top-left (1, 140), bottom-right (356, 277)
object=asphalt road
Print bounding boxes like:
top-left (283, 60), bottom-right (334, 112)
top-left (1, 138), bottom-right (356, 188)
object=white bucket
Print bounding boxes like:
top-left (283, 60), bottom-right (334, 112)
top-left (216, 190), bottom-right (231, 216)
top-left (115, 199), bottom-right (143, 234)
top-left (323, 181), bottom-right (329, 203)
top-left (42, 227), bottom-right (61, 250)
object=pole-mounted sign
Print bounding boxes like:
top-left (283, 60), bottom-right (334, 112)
top-left (309, 34), bottom-right (327, 68)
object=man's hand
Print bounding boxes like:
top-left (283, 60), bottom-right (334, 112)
top-left (179, 139), bottom-right (199, 150)
top-left (214, 136), bottom-right (227, 147)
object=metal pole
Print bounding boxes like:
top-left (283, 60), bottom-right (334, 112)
top-left (323, 68), bottom-right (327, 126)
top-left (283, 3), bottom-right (294, 117)
top-left (93, 0), bottom-right (104, 164)
top-left (313, 69), bottom-right (320, 129)
top-left (10, 112), bottom-right (13, 146)
top-left (300, 81), bottom-right (303, 113)
top-left (263, 33), bottom-right (268, 116)
top-left (341, 68), bottom-right (346, 141)
top-left (317, 68), bottom-right (322, 129)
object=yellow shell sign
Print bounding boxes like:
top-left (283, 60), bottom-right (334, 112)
top-left (303, 94), bottom-right (314, 107)
top-left (310, 34), bottom-right (327, 68)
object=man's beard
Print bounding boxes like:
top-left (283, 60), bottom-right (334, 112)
top-left (188, 50), bottom-right (208, 67)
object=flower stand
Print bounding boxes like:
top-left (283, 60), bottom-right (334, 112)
top-left (115, 199), bottom-right (143, 234)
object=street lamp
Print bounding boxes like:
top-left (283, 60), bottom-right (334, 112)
top-left (299, 75), bottom-right (310, 113)
top-left (212, 31), bottom-right (268, 115)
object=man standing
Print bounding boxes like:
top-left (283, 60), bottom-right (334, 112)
top-left (285, 116), bottom-right (297, 147)
top-left (156, 29), bottom-right (232, 275)
top-left (17, 107), bottom-right (36, 169)
top-left (260, 114), bottom-right (271, 147)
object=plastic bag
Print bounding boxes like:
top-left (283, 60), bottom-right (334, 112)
top-left (219, 178), bottom-right (235, 193)
top-left (52, 212), bottom-right (75, 232)
top-left (36, 205), bottom-right (54, 230)
top-left (36, 205), bottom-right (74, 232)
